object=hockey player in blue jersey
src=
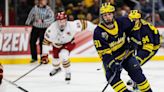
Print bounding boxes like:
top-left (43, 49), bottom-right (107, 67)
top-left (128, 10), bottom-right (161, 66)
top-left (127, 10), bottom-right (161, 91)
top-left (93, 3), bottom-right (153, 92)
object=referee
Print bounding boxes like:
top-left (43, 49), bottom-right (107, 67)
top-left (25, 0), bottom-right (54, 63)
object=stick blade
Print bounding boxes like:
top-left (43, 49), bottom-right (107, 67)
top-left (18, 86), bottom-right (29, 92)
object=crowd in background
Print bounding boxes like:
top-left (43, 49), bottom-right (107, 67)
top-left (0, 0), bottom-right (164, 26)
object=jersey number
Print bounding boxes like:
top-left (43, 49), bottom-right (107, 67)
top-left (94, 40), bottom-right (102, 48)
top-left (142, 36), bottom-right (150, 44)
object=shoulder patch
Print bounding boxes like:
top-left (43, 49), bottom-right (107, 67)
top-left (101, 32), bottom-right (109, 40)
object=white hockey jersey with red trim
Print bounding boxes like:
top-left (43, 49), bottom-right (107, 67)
top-left (44, 20), bottom-right (96, 45)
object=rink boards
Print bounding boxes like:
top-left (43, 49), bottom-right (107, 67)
top-left (0, 26), bottom-right (164, 64)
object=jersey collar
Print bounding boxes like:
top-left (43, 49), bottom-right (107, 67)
top-left (98, 20), bottom-right (119, 35)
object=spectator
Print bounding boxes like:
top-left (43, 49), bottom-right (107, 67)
top-left (145, 13), bottom-right (152, 23)
top-left (86, 12), bottom-right (99, 24)
top-left (86, 13), bottom-right (93, 22)
top-left (115, 7), bottom-right (124, 18)
top-left (88, 0), bottom-right (99, 21)
top-left (156, 0), bottom-right (164, 21)
top-left (130, 0), bottom-right (140, 10)
top-left (72, 1), bottom-right (87, 20)
top-left (155, 13), bottom-right (164, 26)
top-left (121, 5), bottom-right (131, 16)
top-left (122, 5), bottom-right (130, 14)
top-left (65, 3), bottom-right (74, 15)
top-left (139, 0), bottom-right (152, 16)
top-left (158, 0), bottom-right (164, 11)
top-left (68, 14), bottom-right (74, 21)
top-left (17, 0), bottom-right (31, 25)
top-left (25, 0), bottom-right (54, 63)
top-left (55, 0), bottom-right (65, 13)
top-left (105, 0), bottom-right (115, 4)
top-left (84, 0), bottom-right (94, 8)
top-left (61, 0), bottom-right (82, 6)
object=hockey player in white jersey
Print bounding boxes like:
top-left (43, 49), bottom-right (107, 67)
top-left (41, 11), bottom-right (96, 83)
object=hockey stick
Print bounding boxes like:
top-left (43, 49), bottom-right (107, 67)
top-left (97, 68), bottom-right (102, 71)
top-left (102, 50), bottom-right (129, 92)
top-left (3, 78), bottom-right (28, 92)
top-left (13, 63), bottom-right (42, 83)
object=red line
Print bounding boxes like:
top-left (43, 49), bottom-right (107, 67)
top-left (74, 36), bottom-right (92, 49)
top-left (74, 31), bottom-right (92, 43)
top-left (76, 44), bottom-right (94, 54)
top-left (74, 31), bottom-right (93, 49)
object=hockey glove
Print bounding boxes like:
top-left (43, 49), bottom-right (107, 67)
top-left (110, 61), bottom-right (122, 73)
top-left (41, 54), bottom-right (49, 64)
top-left (125, 42), bottom-right (138, 50)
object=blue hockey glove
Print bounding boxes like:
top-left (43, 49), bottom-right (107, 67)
top-left (109, 61), bottom-right (122, 73)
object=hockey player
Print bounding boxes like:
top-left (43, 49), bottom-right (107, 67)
top-left (93, 3), bottom-right (153, 92)
top-left (41, 11), bottom-right (96, 82)
top-left (0, 63), bottom-right (3, 85)
top-left (128, 10), bottom-right (161, 67)
top-left (127, 10), bottom-right (161, 91)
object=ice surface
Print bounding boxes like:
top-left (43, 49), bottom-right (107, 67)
top-left (0, 61), bottom-right (164, 92)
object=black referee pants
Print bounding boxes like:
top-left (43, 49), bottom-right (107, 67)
top-left (30, 26), bottom-right (47, 61)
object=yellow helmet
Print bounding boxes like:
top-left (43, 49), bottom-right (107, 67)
top-left (100, 3), bottom-right (115, 14)
top-left (128, 10), bottom-right (141, 19)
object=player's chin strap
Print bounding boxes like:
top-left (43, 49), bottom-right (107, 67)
top-left (102, 50), bottom-right (129, 92)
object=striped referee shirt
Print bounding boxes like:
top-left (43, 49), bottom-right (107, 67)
top-left (25, 5), bottom-right (54, 28)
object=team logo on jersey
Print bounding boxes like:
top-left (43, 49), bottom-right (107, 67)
top-left (109, 33), bottom-right (126, 51)
top-left (101, 32), bottom-right (108, 40)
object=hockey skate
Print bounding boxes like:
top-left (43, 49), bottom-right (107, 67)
top-left (49, 67), bottom-right (61, 76)
top-left (127, 80), bottom-right (140, 92)
top-left (65, 73), bottom-right (71, 84)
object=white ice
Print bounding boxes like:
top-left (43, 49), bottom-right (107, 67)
top-left (0, 61), bottom-right (164, 92)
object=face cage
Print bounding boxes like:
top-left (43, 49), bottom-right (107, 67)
top-left (101, 13), bottom-right (115, 25)
top-left (57, 19), bottom-right (67, 30)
